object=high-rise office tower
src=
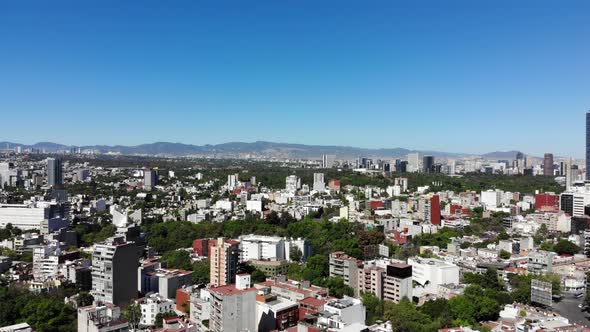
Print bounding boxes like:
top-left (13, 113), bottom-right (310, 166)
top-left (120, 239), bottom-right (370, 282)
top-left (407, 153), bottom-right (420, 172)
top-left (565, 158), bottom-right (573, 190)
top-left (514, 152), bottom-right (527, 174)
top-left (587, 112), bottom-right (590, 180)
top-left (543, 153), bottom-right (554, 176)
top-left (422, 156), bottom-right (434, 173)
top-left (144, 168), bottom-right (158, 190)
top-left (91, 237), bottom-right (138, 307)
top-left (210, 237), bottom-right (240, 287)
top-left (47, 158), bottom-right (63, 188)
top-left (448, 160), bottom-right (456, 175)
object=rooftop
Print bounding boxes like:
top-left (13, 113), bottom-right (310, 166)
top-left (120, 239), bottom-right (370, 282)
top-left (210, 284), bottom-right (256, 296)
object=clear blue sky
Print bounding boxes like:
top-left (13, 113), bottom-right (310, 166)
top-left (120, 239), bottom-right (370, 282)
top-left (1, 1), bottom-right (589, 157)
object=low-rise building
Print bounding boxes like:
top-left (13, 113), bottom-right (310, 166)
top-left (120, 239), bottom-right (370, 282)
top-left (77, 303), bottom-right (129, 332)
top-left (136, 293), bottom-right (175, 327)
top-left (256, 291), bottom-right (299, 331)
top-left (408, 257), bottom-right (459, 294)
top-left (249, 259), bottom-right (289, 277)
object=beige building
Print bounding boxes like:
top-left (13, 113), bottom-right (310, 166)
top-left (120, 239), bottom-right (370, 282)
top-left (209, 238), bottom-right (239, 287)
top-left (357, 262), bottom-right (413, 303)
top-left (329, 251), bottom-right (359, 288)
top-left (357, 265), bottom-right (385, 298)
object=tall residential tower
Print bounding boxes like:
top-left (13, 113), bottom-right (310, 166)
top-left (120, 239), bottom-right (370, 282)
top-left (91, 236), bottom-right (138, 306)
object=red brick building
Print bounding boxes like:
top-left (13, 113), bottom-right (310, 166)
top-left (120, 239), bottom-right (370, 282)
top-left (535, 193), bottom-right (559, 211)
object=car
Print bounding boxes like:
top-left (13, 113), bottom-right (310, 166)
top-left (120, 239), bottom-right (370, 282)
top-left (578, 304), bottom-right (583, 308)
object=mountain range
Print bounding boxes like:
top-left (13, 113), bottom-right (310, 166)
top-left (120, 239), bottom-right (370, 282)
top-left (0, 141), bottom-right (525, 160)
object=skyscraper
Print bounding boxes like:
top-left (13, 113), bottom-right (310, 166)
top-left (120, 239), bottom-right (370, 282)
top-left (422, 156), bottom-right (434, 173)
top-left (543, 153), bottom-right (554, 176)
top-left (587, 112), bottom-right (590, 180)
top-left (322, 154), bottom-right (336, 168)
top-left (144, 168), bottom-right (158, 190)
top-left (565, 158), bottom-right (573, 190)
top-left (407, 153), bottom-right (420, 172)
top-left (47, 158), bottom-right (63, 188)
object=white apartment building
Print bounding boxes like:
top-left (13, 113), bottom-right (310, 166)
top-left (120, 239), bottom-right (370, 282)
top-left (239, 234), bottom-right (285, 262)
top-left (227, 174), bottom-right (239, 191)
top-left (32, 244), bottom-right (61, 280)
top-left (408, 257), bottom-right (459, 294)
top-left (386, 185), bottom-right (401, 197)
top-left (77, 303), bottom-right (129, 332)
top-left (393, 177), bottom-right (408, 192)
top-left (137, 293), bottom-right (175, 327)
top-left (285, 175), bottom-right (301, 193)
top-left (318, 297), bottom-right (366, 330)
top-left (0, 201), bottom-right (68, 231)
top-left (246, 200), bottom-right (263, 213)
top-left (214, 200), bottom-right (233, 211)
top-left (189, 288), bottom-right (211, 332)
top-left (110, 205), bottom-right (142, 228)
top-left (480, 190), bottom-right (502, 208)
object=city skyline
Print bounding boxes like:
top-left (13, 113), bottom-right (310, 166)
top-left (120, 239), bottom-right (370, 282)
top-left (1, 1), bottom-right (589, 156)
top-left (0, 138), bottom-right (585, 159)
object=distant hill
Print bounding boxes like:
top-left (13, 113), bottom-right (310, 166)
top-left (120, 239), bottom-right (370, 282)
top-left (481, 151), bottom-right (523, 159)
top-left (0, 140), bottom-right (525, 159)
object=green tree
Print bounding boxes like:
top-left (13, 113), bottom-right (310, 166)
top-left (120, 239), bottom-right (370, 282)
top-left (287, 263), bottom-right (303, 280)
top-left (323, 277), bottom-right (354, 298)
top-left (76, 291), bottom-right (94, 307)
top-left (384, 298), bottom-right (436, 332)
top-left (123, 302), bottom-right (142, 330)
top-left (539, 241), bottom-right (555, 252)
top-left (301, 255), bottom-right (329, 284)
top-left (420, 298), bottom-right (452, 327)
top-left (554, 240), bottom-right (580, 255)
top-left (289, 246), bottom-right (303, 262)
top-left (154, 311), bottom-right (176, 328)
top-left (192, 259), bottom-right (210, 285)
top-left (499, 250), bottom-right (511, 260)
top-left (160, 250), bottom-right (192, 270)
top-left (362, 292), bottom-right (384, 324)
top-left (533, 224), bottom-right (549, 245)
top-left (449, 296), bottom-right (477, 325)
top-left (251, 270), bottom-right (267, 283)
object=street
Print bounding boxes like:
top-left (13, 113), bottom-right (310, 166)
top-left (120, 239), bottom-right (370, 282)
top-left (553, 295), bottom-right (590, 327)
